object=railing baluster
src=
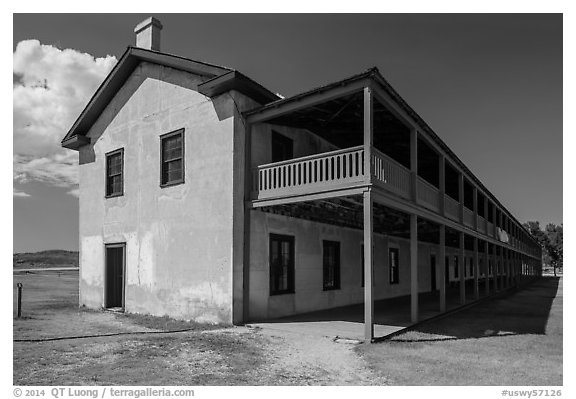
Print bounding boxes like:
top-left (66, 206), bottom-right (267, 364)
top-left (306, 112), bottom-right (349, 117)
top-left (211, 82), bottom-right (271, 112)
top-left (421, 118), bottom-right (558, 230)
top-left (254, 147), bottom-right (369, 198)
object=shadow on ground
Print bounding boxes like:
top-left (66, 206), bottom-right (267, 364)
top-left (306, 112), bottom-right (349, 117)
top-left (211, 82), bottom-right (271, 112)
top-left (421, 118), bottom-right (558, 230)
top-left (397, 277), bottom-right (560, 341)
top-left (251, 277), bottom-right (555, 341)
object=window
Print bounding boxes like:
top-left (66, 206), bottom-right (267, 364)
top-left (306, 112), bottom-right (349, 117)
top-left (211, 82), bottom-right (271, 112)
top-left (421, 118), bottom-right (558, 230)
top-left (454, 255), bottom-right (459, 278)
top-left (269, 234), bottom-right (295, 295)
top-left (469, 257), bottom-right (474, 277)
top-left (271, 131), bottom-right (293, 163)
top-left (389, 248), bottom-right (399, 284)
top-left (106, 149), bottom-right (123, 197)
top-left (323, 240), bottom-right (340, 290)
top-left (161, 129), bottom-right (184, 186)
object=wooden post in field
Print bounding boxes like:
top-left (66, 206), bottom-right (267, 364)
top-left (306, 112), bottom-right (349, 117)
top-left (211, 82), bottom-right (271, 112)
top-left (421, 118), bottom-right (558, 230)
top-left (17, 283), bottom-right (23, 318)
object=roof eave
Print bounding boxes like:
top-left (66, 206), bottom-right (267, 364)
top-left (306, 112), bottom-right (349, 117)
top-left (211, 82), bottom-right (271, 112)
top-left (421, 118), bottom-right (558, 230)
top-left (198, 70), bottom-right (280, 105)
top-left (62, 134), bottom-right (91, 150)
top-left (61, 46), bottom-right (234, 147)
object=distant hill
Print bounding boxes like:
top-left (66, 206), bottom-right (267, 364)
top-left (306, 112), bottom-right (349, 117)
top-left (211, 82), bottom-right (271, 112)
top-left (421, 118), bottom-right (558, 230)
top-left (13, 250), bottom-right (79, 269)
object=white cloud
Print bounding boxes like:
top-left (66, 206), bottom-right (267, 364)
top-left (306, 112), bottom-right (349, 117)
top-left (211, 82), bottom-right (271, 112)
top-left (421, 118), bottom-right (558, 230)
top-left (13, 188), bottom-right (31, 198)
top-left (13, 40), bottom-right (117, 195)
top-left (67, 188), bottom-right (80, 198)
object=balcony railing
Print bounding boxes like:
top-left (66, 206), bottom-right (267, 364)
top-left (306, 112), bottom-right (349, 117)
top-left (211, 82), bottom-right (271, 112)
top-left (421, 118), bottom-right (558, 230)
top-left (372, 148), bottom-right (411, 199)
top-left (253, 146), bottom-right (365, 200)
top-left (463, 208), bottom-right (475, 228)
top-left (487, 221), bottom-right (494, 237)
top-left (417, 177), bottom-right (440, 212)
top-left (252, 146), bottom-right (512, 244)
top-left (445, 195), bottom-right (460, 221)
top-left (477, 216), bottom-right (486, 234)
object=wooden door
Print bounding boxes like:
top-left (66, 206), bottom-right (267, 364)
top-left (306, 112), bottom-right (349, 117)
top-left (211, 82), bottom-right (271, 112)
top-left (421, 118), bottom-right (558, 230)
top-left (105, 244), bottom-right (125, 309)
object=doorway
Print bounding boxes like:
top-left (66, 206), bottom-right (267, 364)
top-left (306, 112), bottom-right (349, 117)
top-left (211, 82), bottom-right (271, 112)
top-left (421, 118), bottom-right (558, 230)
top-left (105, 243), bottom-right (125, 309)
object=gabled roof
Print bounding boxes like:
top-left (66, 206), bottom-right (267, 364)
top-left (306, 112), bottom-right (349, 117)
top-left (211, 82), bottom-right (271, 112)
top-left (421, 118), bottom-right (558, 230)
top-left (61, 46), bottom-right (280, 149)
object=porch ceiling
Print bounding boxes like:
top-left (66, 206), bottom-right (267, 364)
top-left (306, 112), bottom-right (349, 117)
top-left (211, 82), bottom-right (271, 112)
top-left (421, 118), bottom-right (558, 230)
top-left (259, 195), bottom-right (443, 244)
top-left (265, 92), bottom-right (411, 167)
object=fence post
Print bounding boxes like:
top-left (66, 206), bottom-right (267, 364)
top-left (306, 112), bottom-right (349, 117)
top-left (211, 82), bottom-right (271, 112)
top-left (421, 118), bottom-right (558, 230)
top-left (17, 283), bottom-right (23, 318)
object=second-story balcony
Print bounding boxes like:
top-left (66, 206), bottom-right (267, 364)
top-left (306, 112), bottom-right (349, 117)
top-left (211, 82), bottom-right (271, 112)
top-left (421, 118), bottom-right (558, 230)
top-left (245, 75), bottom-right (528, 255)
top-left (252, 146), bottom-right (366, 201)
top-left (253, 145), bottom-right (429, 202)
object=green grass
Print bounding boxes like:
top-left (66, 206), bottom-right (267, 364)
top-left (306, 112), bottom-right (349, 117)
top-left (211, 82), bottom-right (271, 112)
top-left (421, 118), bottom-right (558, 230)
top-left (356, 277), bottom-right (563, 386)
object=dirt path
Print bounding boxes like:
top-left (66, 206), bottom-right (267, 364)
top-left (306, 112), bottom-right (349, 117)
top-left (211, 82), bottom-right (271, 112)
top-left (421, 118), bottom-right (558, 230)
top-left (216, 326), bottom-right (387, 385)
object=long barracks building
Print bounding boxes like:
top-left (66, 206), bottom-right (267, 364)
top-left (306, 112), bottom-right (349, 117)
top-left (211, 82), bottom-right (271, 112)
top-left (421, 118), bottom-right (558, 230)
top-left (62, 17), bottom-right (542, 342)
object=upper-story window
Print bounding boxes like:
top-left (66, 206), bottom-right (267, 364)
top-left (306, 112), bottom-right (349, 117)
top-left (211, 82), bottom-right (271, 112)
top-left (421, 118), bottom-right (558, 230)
top-left (161, 129), bottom-right (185, 187)
top-left (271, 131), bottom-right (293, 163)
top-left (106, 148), bottom-right (123, 198)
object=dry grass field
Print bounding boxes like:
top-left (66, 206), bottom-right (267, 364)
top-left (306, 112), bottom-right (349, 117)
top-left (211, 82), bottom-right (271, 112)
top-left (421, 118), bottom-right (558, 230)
top-left (13, 270), bottom-right (562, 386)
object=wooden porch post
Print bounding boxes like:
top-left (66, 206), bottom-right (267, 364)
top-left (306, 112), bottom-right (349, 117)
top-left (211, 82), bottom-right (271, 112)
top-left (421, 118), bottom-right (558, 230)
top-left (242, 123), bottom-right (252, 323)
top-left (363, 86), bottom-right (373, 185)
top-left (458, 173), bottom-right (465, 224)
top-left (409, 125), bottom-right (418, 323)
top-left (473, 186), bottom-right (478, 230)
top-left (363, 85), bottom-right (374, 342)
top-left (516, 252), bottom-right (519, 285)
top-left (495, 246), bottom-right (500, 292)
top-left (473, 237), bottom-right (480, 300)
top-left (484, 241), bottom-right (490, 296)
top-left (439, 224), bottom-right (446, 312)
top-left (439, 156), bottom-right (445, 217)
top-left (410, 214), bottom-right (418, 323)
top-left (504, 249), bottom-right (508, 288)
top-left (410, 129), bottom-right (418, 202)
top-left (459, 231), bottom-right (466, 305)
top-left (499, 246), bottom-right (504, 289)
top-left (363, 189), bottom-right (374, 342)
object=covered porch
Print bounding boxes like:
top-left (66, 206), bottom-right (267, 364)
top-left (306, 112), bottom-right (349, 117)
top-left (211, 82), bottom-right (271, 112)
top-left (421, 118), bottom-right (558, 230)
top-left (242, 68), bottom-right (539, 342)
top-left (249, 283), bottom-right (490, 341)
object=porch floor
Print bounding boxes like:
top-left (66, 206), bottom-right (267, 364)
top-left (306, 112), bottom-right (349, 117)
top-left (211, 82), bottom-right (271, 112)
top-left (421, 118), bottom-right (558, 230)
top-left (249, 279), bottom-right (512, 341)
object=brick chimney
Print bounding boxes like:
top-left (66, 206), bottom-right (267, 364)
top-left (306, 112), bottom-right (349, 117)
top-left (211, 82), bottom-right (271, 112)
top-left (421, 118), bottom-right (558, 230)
top-left (134, 17), bottom-right (163, 51)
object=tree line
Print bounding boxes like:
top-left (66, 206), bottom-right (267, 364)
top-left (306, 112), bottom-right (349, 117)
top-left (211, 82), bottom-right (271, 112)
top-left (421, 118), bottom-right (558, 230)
top-left (523, 221), bottom-right (563, 276)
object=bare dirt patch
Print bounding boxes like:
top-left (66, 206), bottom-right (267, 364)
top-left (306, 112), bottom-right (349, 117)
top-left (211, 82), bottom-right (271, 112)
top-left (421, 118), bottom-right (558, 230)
top-left (13, 271), bottom-right (380, 385)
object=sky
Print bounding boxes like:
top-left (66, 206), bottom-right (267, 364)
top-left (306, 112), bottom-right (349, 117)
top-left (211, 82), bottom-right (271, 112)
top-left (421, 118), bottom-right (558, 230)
top-left (12, 13), bottom-right (563, 253)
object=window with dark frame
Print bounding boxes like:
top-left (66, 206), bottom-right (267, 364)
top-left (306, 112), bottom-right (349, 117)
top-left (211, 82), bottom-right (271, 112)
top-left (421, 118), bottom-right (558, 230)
top-left (106, 149), bottom-right (123, 197)
top-left (161, 129), bottom-right (184, 186)
top-left (454, 255), bottom-right (459, 278)
top-left (389, 247), bottom-right (399, 284)
top-left (323, 240), bottom-right (340, 290)
top-left (469, 257), bottom-right (474, 276)
top-left (271, 131), bottom-right (293, 163)
top-left (269, 234), bottom-right (295, 295)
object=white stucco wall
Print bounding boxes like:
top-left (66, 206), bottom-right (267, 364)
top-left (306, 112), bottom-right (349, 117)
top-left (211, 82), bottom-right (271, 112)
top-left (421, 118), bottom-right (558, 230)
top-left (78, 62), bottom-right (237, 323)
